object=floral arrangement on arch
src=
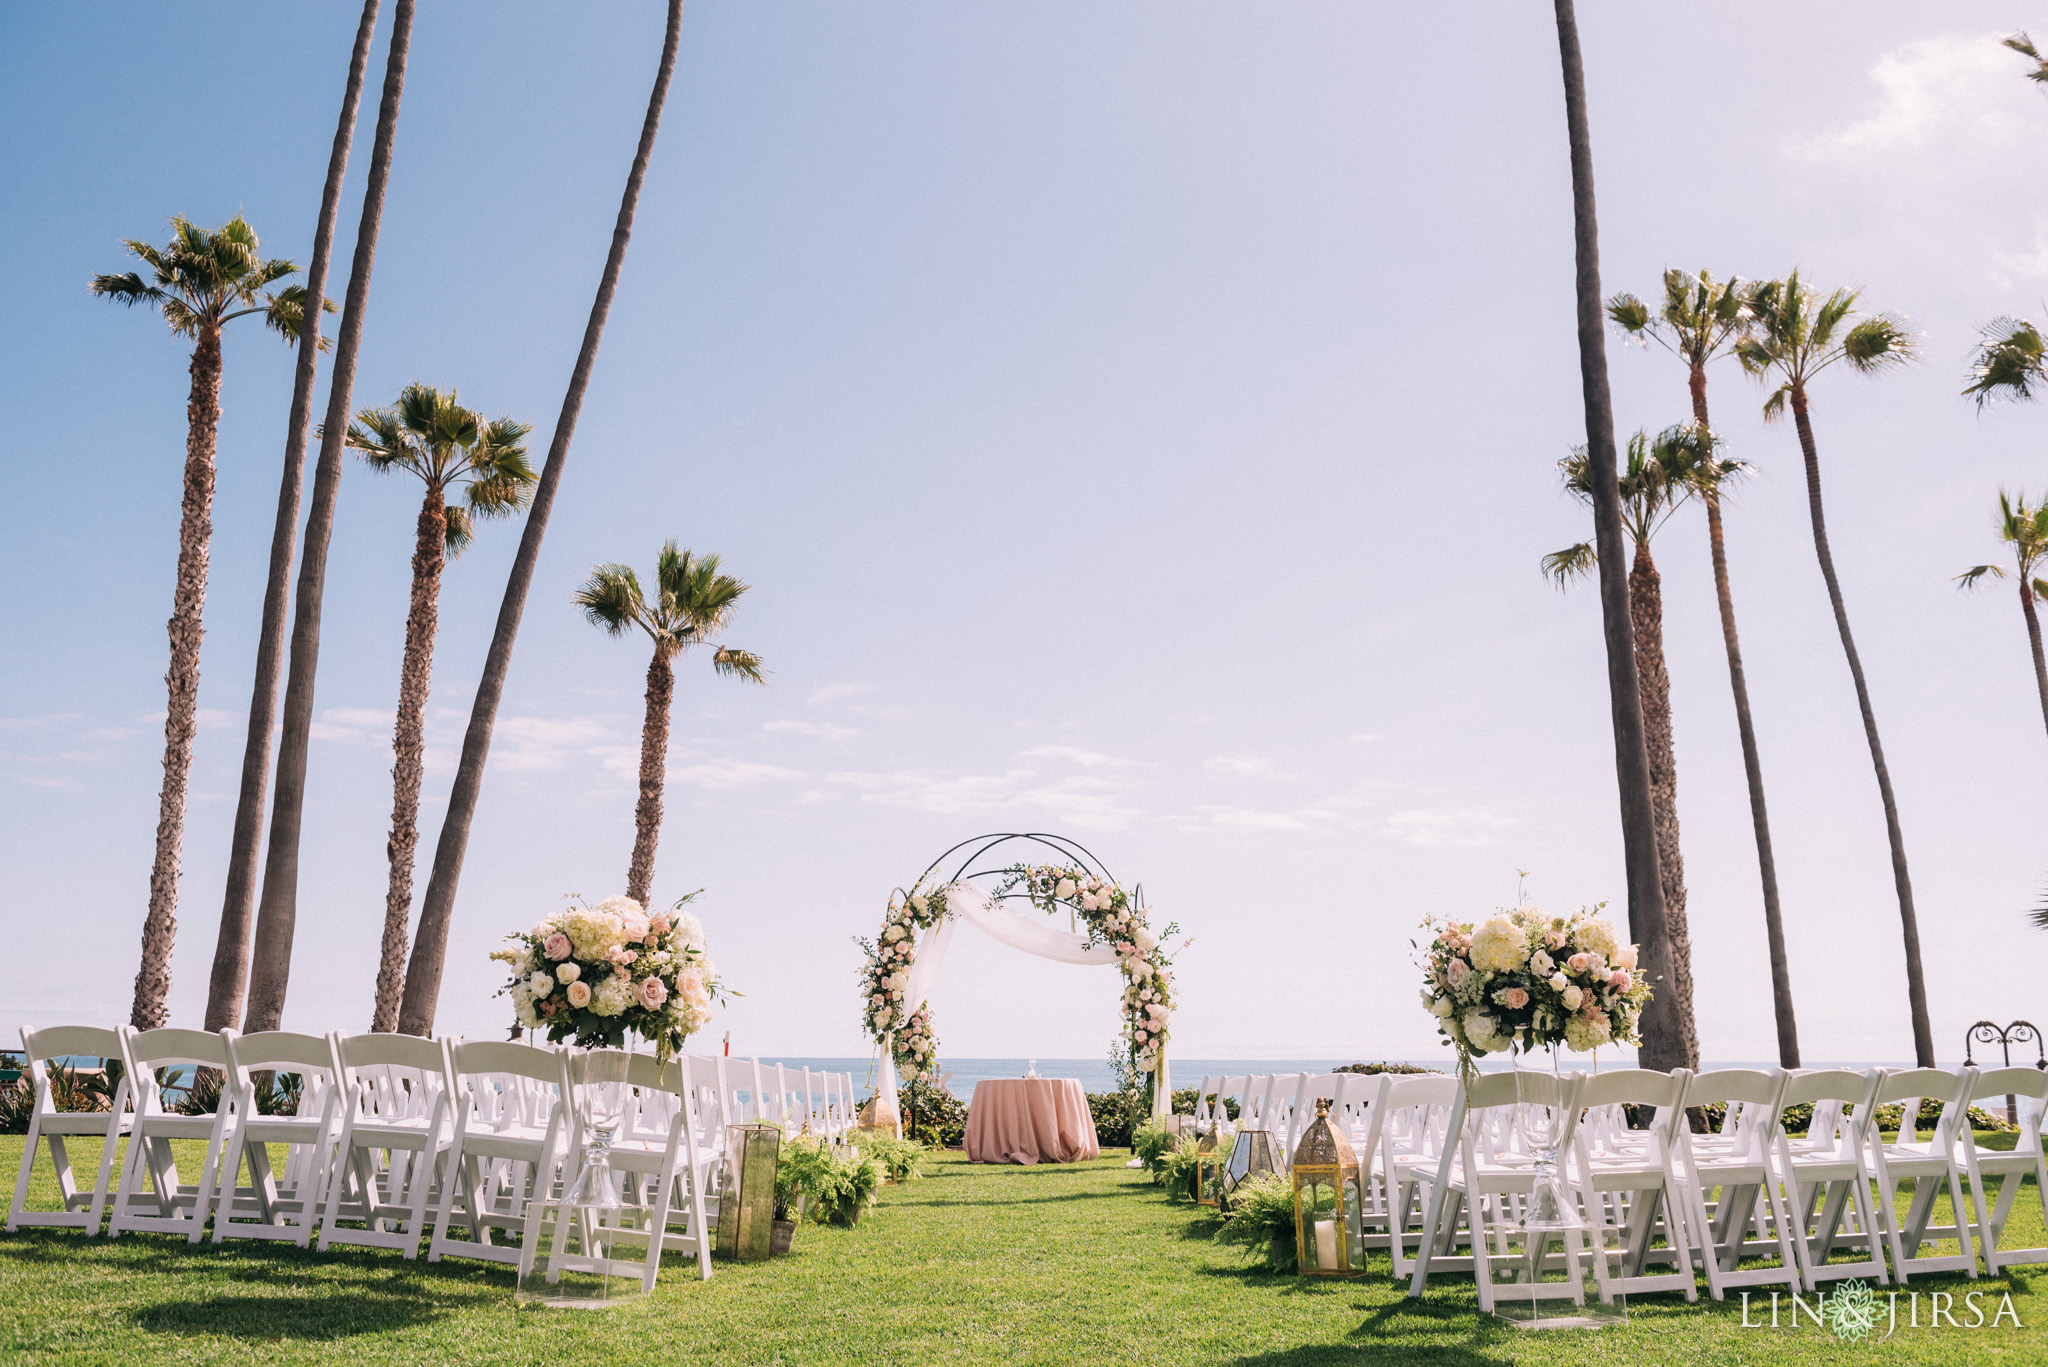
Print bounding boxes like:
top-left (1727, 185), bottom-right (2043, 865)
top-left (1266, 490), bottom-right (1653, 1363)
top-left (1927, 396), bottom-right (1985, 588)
top-left (857, 884), bottom-right (953, 1081)
top-left (494, 893), bottom-right (723, 1060)
top-left (997, 864), bottom-right (1179, 1075)
top-left (1418, 903), bottom-right (1651, 1079)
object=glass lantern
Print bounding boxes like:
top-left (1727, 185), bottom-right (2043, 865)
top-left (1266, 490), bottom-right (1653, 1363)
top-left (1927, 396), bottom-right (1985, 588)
top-left (713, 1122), bottom-right (781, 1262)
top-left (516, 1049), bottom-right (645, 1309)
top-left (1291, 1098), bottom-right (1366, 1277)
top-left (1221, 1127), bottom-right (1284, 1208)
top-left (1193, 1119), bottom-right (1232, 1208)
top-left (1485, 1219), bottom-right (1628, 1328)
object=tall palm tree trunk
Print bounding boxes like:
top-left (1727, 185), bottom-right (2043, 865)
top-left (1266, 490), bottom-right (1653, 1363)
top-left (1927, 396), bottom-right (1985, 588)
top-left (371, 488), bottom-right (447, 1031)
top-left (626, 651), bottom-right (675, 907)
top-left (2020, 581), bottom-right (2048, 740)
top-left (1552, 0), bottom-right (1677, 1066)
top-left (1627, 539), bottom-right (1699, 1069)
top-left (244, 0), bottom-right (414, 1034)
top-left (1790, 385), bottom-right (1935, 1066)
top-left (397, 0), bottom-right (687, 1037)
top-left (205, 0), bottom-right (381, 1034)
top-left (131, 321), bottom-right (225, 1030)
top-left (1691, 367), bottom-right (1799, 1066)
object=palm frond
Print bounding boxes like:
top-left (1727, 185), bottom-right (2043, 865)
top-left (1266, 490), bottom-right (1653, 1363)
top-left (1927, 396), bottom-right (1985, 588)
top-left (1965, 318), bottom-right (2047, 406)
top-left (443, 504), bottom-right (474, 556)
top-left (1606, 292), bottom-right (1652, 338)
top-left (1956, 564), bottom-right (2004, 590)
top-left (1842, 314), bottom-right (1916, 371)
top-left (2008, 32), bottom-right (2048, 85)
top-left (2033, 577), bottom-right (2048, 603)
top-left (1541, 542), bottom-right (1597, 588)
top-left (711, 646), bottom-right (766, 683)
top-left (464, 472), bottom-right (532, 519)
top-left (1761, 383), bottom-right (1790, 423)
top-left (88, 271), bottom-right (163, 306)
top-left (574, 565), bottom-right (645, 636)
top-left (345, 407), bottom-right (425, 473)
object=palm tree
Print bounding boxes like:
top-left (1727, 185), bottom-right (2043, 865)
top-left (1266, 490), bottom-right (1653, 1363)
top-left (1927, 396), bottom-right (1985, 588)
top-left (1544, 426), bottom-right (1712, 1071)
top-left (1957, 492), bottom-right (2048, 740)
top-left (244, 0), bottom-right (415, 1036)
top-left (346, 386), bottom-right (535, 1031)
top-left (575, 546), bottom-right (764, 907)
top-left (1550, 0), bottom-right (1678, 1069)
top-left (2005, 31), bottom-right (2048, 86)
top-left (1736, 272), bottom-right (1932, 1066)
top-left (91, 217), bottom-right (313, 1031)
top-left (205, 0), bottom-right (383, 1035)
top-left (1966, 317), bottom-right (2048, 407)
top-left (1609, 270), bottom-right (1802, 1068)
top-left (397, 0), bottom-right (688, 1037)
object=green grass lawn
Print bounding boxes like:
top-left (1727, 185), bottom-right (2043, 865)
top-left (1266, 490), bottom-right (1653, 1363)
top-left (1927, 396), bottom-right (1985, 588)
top-left (3, 1134), bottom-right (2045, 1365)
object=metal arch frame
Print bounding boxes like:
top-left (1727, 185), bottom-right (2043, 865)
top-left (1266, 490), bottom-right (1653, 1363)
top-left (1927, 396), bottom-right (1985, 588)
top-left (1963, 1019), bottom-right (2046, 1128)
top-left (909, 831), bottom-right (1146, 914)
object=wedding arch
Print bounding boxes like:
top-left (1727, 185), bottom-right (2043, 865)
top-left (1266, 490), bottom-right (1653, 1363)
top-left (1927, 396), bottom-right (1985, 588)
top-left (859, 832), bottom-right (1180, 1123)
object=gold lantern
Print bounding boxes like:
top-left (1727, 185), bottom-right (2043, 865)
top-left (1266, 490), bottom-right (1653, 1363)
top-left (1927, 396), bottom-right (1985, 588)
top-left (1220, 1127), bottom-right (1284, 1209)
top-left (714, 1122), bottom-right (781, 1261)
top-left (855, 1095), bottom-right (901, 1141)
top-left (1291, 1098), bottom-right (1366, 1277)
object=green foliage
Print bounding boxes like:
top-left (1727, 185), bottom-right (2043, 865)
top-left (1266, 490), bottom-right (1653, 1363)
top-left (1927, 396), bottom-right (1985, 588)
top-left (776, 1134), bottom-right (882, 1226)
top-left (898, 1078), bottom-right (967, 1148)
top-left (1213, 1170), bottom-right (1298, 1272)
top-left (0, 1081), bottom-right (31, 1135)
top-left (1088, 1090), bottom-right (1142, 1147)
top-left (1169, 1087), bottom-right (1239, 1119)
top-left (1332, 1061), bottom-right (1442, 1076)
top-left (574, 542), bottom-right (762, 674)
top-left (855, 1132), bottom-right (929, 1183)
top-left (90, 214), bottom-right (319, 344)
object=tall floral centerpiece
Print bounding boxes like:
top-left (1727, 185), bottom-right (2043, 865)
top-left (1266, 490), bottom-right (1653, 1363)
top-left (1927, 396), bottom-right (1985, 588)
top-left (858, 884), bottom-right (953, 1081)
top-left (495, 894), bottom-right (723, 1061)
top-left (1418, 904), bottom-right (1650, 1082)
top-left (997, 864), bottom-right (1179, 1083)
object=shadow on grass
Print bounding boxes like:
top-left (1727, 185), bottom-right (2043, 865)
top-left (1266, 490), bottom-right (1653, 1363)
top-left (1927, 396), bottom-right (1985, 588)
top-left (129, 1289), bottom-right (474, 1341)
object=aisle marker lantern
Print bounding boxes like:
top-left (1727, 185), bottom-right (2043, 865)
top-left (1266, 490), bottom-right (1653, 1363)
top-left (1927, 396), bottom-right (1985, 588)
top-left (1194, 1119), bottom-right (1229, 1209)
top-left (1291, 1099), bottom-right (1366, 1277)
top-left (1222, 1127), bottom-right (1285, 1209)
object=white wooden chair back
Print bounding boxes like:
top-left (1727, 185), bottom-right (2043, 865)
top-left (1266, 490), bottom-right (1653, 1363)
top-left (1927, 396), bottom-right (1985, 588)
top-left (7, 1025), bottom-right (134, 1234)
top-left (1867, 1066), bottom-right (1977, 1282)
top-left (1961, 1066), bottom-right (2048, 1273)
top-left (108, 1027), bottom-right (237, 1242)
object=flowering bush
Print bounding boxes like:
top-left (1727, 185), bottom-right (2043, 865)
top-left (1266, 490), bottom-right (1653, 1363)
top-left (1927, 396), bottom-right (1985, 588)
top-left (1418, 903), bottom-right (1651, 1078)
top-left (997, 864), bottom-right (1179, 1076)
top-left (857, 884), bottom-right (952, 1080)
top-left (495, 893), bottom-right (722, 1059)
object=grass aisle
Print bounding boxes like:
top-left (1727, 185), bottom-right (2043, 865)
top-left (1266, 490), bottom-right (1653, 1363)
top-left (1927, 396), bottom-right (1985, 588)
top-left (3, 1140), bottom-right (2045, 1364)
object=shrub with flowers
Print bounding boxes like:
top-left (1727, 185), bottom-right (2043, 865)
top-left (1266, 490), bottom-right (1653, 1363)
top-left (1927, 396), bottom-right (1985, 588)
top-left (997, 864), bottom-right (1180, 1077)
top-left (1418, 903), bottom-right (1651, 1080)
top-left (857, 884), bottom-right (953, 1080)
top-left (495, 893), bottom-right (724, 1060)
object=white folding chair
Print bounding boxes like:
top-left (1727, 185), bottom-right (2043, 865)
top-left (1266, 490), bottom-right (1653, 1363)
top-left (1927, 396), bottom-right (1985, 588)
top-left (209, 1030), bottom-right (345, 1245)
top-left (429, 1040), bottom-right (567, 1265)
top-left (1572, 1068), bottom-right (1698, 1301)
top-left (7, 1026), bottom-right (134, 1234)
top-left (1773, 1069), bottom-right (1888, 1289)
top-left (319, 1031), bottom-right (454, 1257)
top-left (108, 1027), bottom-right (237, 1242)
top-left (1961, 1066), bottom-right (2048, 1273)
top-left (1866, 1067), bottom-right (1978, 1283)
top-left (1675, 1069), bottom-right (1801, 1300)
top-left (1407, 1071), bottom-right (1604, 1313)
top-left (1383, 1074), bottom-right (1463, 1283)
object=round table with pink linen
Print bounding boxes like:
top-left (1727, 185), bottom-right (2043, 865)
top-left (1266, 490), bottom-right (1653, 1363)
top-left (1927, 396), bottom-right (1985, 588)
top-left (963, 1077), bottom-right (1101, 1164)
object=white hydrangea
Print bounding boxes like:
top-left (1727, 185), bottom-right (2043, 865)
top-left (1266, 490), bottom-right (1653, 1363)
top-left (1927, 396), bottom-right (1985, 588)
top-left (1573, 917), bottom-right (1620, 961)
top-left (590, 975), bottom-right (634, 1018)
top-left (1470, 916), bottom-right (1528, 974)
top-left (672, 909), bottom-right (708, 952)
top-left (562, 904), bottom-right (625, 959)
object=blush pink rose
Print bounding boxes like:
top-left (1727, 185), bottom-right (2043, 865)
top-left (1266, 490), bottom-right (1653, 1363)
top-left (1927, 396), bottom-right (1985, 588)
top-left (1499, 987), bottom-right (1530, 1009)
top-left (1608, 970), bottom-right (1632, 991)
top-left (566, 981), bottom-right (593, 1008)
top-left (638, 977), bottom-right (668, 1009)
top-left (543, 933), bottom-right (572, 961)
top-left (1567, 952), bottom-right (1593, 974)
top-left (613, 964), bottom-right (631, 980)
top-left (678, 968), bottom-right (705, 997)
top-left (1446, 958), bottom-right (1470, 984)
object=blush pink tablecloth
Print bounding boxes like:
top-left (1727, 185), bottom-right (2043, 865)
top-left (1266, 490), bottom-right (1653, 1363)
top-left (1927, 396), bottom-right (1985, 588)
top-left (964, 1078), bottom-right (1101, 1164)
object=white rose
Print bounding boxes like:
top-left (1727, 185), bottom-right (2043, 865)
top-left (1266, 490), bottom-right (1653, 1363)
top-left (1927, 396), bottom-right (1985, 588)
top-left (1056, 878), bottom-right (1078, 899)
top-left (529, 971), bottom-right (553, 998)
top-left (515, 998), bottom-right (539, 1029)
top-left (1614, 945), bottom-right (1638, 971)
top-left (883, 926), bottom-right (904, 943)
top-left (1548, 972), bottom-right (1568, 992)
top-left (1429, 995), bottom-right (1455, 1018)
top-left (1562, 985), bottom-right (1584, 1011)
top-left (1132, 928), bottom-right (1158, 953)
top-left (1530, 951), bottom-right (1554, 977)
top-left (909, 895), bottom-right (928, 915)
top-left (557, 963), bottom-right (581, 984)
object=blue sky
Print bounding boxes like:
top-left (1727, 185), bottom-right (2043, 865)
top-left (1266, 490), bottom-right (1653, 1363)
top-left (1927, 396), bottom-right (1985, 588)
top-left (3, 4), bottom-right (2045, 1066)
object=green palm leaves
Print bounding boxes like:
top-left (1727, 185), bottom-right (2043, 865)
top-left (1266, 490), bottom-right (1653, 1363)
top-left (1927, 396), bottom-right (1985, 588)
top-left (1543, 424), bottom-right (1732, 585)
top-left (576, 542), bottom-right (765, 676)
top-left (1957, 492), bottom-right (2048, 599)
top-left (1607, 268), bottom-right (1751, 371)
top-left (345, 384), bottom-right (536, 552)
top-left (91, 215), bottom-right (327, 344)
top-left (1735, 271), bottom-right (1916, 419)
top-left (1965, 319), bottom-right (2048, 408)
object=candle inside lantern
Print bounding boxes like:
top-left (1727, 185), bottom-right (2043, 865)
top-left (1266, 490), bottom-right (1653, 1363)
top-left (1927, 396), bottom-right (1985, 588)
top-left (1314, 1218), bottom-right (1339, 1270)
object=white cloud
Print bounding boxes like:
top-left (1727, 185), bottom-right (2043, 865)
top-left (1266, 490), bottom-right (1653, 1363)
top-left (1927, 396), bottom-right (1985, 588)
top-left (1017, 744), bottom-right (1141, 770)
top-left (807, 683), bottom-right (871, 706)
top-left (490, 715), bottom-right (636, 775)
top-left (1790, 32), bottom-right (2037, 162)
top-left (1203, 755), bottom-right (1281, 777)
top-left (668, 758), bottom-right (807, 790)
top-left (1381, 805), bottom-right (1514, 848)
top-left (764, 719), bottom-right (859, 740)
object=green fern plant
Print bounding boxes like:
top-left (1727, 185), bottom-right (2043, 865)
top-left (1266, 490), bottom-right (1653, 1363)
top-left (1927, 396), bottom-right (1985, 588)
top-left (1214, 1171), bottom-right (1298, 1271)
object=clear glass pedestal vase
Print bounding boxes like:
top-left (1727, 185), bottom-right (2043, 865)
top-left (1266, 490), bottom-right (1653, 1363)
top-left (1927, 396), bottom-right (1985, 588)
top-left (515, 1048), bottom-right (648, 1311)
top-left (1484, 1219), bottom-right (1628, 1329)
